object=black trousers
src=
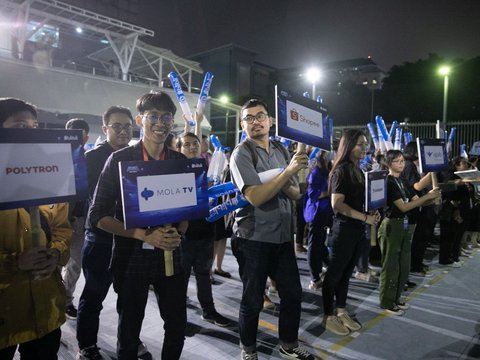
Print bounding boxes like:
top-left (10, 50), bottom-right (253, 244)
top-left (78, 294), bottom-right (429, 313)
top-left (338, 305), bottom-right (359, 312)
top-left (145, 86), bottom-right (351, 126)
top-left (0, 328), bottom-right (61, 360)
top-left (113, 274), bottom-right (186, 360)
top-left (322, 217), bottom-right (365, 315)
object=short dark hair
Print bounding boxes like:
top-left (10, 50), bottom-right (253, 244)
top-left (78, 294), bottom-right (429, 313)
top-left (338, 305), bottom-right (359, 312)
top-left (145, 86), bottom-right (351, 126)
top-left (176, 132), bottom-right (199, 149)
top-left (0, 97), bottom-right (37, 126)
top-left (385, 149), bottom-right (403, 166)
top-left (103, 105), bottom-right (133, 126)
top-left (403, 141), bottom-right (418, 162)
top-left (241, 99), bottom-right (269, 115)
top-left (165, 132), bottom-right (177, 148)
top-left (65, 118), bottom-right (90, 133)
top-left (136, 91), bottom-right (176, 115)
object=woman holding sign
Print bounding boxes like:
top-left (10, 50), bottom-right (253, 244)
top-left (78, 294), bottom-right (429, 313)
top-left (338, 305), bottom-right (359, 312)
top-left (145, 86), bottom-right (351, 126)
top-left (378, 150), bottom-right (440, 315)
top-left (322, 129), bottom-right (380, 336)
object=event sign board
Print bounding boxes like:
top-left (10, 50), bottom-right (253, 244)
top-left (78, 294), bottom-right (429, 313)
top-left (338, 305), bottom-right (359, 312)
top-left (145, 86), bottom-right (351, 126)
top-left (119, 158), bottom-right (209, 229)
top-left (275, 86), bottom-right (331, 150)
top-left (0, 128), bottom-right (88, 210)
top-left (365, 170), bottom-right (388, 212)
top-left (417, 138), bottom-right (448, 174)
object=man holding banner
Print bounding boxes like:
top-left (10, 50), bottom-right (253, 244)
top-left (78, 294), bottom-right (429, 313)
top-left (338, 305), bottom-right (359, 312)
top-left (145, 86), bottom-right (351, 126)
top-left (0, 98), bottom-right (72, 359)
top-left (76, 106), bottom-right (149, 359)
top-left (87, 92), bottom-right (187, 360)
top-left (230, 99), bottom-right (314, 360)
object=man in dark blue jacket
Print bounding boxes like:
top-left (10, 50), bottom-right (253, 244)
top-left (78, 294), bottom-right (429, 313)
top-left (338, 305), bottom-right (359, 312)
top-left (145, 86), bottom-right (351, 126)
top-left (76, 105), bottom-right (141, 359)
top-left (87, 92), bottom-right (187, 360)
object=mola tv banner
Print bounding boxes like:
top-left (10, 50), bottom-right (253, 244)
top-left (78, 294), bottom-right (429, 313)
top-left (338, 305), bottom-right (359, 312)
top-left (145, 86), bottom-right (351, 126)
top-left (119, 158), bottom-right (209, 229)
top-left (0, 128), bottom-right (88, 210)
top-left (275, 86), bottom-right (331, 150)
top-left (417, 138), bottom-right (448, 174)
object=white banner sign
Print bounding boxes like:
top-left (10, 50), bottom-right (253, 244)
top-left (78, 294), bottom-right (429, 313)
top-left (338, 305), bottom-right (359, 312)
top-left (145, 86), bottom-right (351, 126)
top-left (137, 172), bottom-right (197, 212)
top-left (286, 99), bottom-right (323, 138)
top-left (0, 143), bottom-right (76, 203)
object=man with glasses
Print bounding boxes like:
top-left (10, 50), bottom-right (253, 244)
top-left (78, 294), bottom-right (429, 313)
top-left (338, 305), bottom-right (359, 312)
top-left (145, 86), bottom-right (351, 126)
top-left (230, 99), bottom-right (314, 360)
top-left (76, 106), bottom-right (150, 359)
top-left (87, 92), bottom-right (187, 360)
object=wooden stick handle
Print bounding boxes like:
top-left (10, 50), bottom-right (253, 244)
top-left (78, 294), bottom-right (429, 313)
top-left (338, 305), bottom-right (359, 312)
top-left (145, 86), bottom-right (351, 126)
top-left (297, 143), bottom-right (306, 184)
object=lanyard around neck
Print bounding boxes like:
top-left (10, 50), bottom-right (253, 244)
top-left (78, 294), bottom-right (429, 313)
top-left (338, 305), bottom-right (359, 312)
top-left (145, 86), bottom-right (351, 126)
top-left (393, 176), bottom-right (408, 202)
top-left (142, 141), bottom-right (165, 161)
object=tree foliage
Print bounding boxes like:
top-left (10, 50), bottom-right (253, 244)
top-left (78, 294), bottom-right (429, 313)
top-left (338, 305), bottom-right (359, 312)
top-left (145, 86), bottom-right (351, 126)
top-left (377, 54), bottom-right (480, 123)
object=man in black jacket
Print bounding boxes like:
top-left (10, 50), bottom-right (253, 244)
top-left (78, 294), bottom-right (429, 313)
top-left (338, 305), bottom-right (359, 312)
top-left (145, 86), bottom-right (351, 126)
top-left (76, 105), bottom-right (139, 359)
top-left (88, 92), bottom-right (187, 360)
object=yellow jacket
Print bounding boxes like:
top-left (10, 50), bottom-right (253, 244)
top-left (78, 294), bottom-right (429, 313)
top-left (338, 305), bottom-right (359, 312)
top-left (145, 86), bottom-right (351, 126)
top-left (0, 204), bottom-right (71, 350)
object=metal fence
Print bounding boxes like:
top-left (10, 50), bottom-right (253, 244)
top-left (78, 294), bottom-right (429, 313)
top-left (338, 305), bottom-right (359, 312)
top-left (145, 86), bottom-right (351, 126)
top-left (334, 119), bottom-right (480, 157)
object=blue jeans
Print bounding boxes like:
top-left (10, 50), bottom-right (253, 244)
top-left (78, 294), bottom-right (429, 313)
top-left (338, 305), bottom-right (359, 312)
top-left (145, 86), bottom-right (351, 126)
top-left (181, 236), bottom-right (215, 313)
top-left (77, 236), bottom-right (113, 349)
top-left (113, 274), bottom-right (186, 360)
top-left (231, 237), bottom-right (302, 352)
top-left (322, 216), bottom-right (365, 315)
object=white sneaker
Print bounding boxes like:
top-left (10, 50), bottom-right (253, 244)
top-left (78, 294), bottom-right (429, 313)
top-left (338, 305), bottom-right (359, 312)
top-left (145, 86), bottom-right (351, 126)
top-left (384, 306), bottom-right (405, 316)
top-left (308, 279), bottom-right (323, 291)
top-left (337, 311), bottom-right (361, 331)
top-left (323, 315), bottom-right (350, 336)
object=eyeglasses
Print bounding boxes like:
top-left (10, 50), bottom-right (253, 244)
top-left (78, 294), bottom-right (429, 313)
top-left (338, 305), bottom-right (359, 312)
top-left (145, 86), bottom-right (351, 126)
top-left (242, 112), bottom-right (268, 124)
top-left (143, 112), bottom-right (174, 125)
top-left (106, 123), bottom-right (132, 132)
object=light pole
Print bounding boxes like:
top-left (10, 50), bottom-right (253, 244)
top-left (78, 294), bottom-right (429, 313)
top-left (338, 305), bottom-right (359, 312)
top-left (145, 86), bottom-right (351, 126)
top-left (219, 94), bottom-right (230, 144)
top-left (438, 66), bottom-right (450, 128)
top-left (305, 67), bottom-right (321, 99)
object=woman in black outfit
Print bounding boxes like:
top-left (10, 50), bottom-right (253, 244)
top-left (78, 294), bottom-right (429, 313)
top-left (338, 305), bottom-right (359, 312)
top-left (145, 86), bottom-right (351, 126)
top-left (439, 156), bottom-right (474, 266)
top-left (401, 142), bottom-right (435, 276)
top-left (322, 129), bottom-right (380, 336)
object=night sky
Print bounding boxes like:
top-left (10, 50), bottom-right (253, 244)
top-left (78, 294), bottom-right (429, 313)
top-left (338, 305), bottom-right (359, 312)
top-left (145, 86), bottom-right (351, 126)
top-left (142, 0), bottom-right (480, 71)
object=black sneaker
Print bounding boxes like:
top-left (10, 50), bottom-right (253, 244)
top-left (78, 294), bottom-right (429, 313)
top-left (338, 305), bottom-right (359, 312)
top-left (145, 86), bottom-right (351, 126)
top-left (406, 280), bottom-right (416, 288)
top-left (137, 342), bottom-right (150, 357)
top-left (201, 311), bottom-right (231, 327)
top-left (66, 304), bottom-right (78, 320)
top-left (279, 345), bottom-right (314, 360)
top-left (76, 345), bottom-right (110, 360)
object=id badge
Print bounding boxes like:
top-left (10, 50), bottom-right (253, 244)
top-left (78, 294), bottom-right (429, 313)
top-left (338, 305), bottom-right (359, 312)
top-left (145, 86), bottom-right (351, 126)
top-left (403, 217), bottom-right (409, 231)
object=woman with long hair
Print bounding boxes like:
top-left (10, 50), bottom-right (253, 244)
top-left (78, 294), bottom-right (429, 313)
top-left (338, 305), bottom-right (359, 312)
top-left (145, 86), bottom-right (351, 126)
top-left (378, 150), bottom-right (440, 315)
top-left (322, 129), bottom-right (380, 336)
top-left (401, 142), bottom-right (435, 276)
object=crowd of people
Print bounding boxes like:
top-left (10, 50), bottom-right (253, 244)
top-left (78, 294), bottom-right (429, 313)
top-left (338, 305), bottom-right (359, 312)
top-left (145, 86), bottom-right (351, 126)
top-left (1, 93), bottom-right (479, 360)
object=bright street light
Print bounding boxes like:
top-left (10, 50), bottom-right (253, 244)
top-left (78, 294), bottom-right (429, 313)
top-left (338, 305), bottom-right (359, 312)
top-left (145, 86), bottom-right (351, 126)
top-left (438, 65), bottom-right (450, 127)
top-left (219, 95), bottom-right (229, 104)
top-left (438, 66), bottom-right (450, 76)
top-left (305, 67), bottom-right (321, 99)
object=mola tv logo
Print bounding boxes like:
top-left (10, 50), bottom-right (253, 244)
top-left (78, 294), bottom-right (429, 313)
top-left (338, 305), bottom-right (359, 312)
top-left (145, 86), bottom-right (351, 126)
top-left (141, 187), bottom-right (154, 201)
